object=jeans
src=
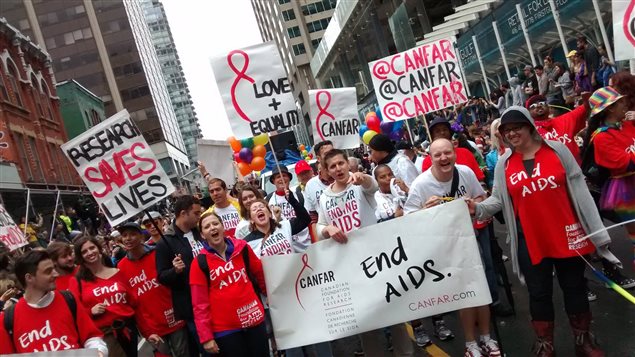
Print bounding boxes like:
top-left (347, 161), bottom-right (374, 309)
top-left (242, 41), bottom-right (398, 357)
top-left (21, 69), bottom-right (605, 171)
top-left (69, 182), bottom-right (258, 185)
top-left (215, 323), bottom-right (270, 357)
top-left (476, 226), bottom-right (499, 304)
top-left (517, 229), bottom-right (589, 321)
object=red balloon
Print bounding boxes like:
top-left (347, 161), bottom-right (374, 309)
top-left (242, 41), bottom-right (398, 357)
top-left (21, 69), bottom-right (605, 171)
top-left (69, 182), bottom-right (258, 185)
top-left (234, 152), bottom-right (242, 163)
top-left (366, 115), bottom-right (381, 132)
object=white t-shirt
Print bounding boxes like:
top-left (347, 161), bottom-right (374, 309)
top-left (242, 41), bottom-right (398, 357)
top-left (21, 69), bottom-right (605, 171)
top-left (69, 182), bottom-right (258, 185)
top-left (404, 164), bottom-right (485, 215)
top-left (183, 231), bottom-right (204, 257)
top-left (234, 219), bottom-right (251, 240)
top-left (374, 191), bottom-right (399, 221)
top-left (304, 175), bottom-right (329, 213)
top-left (268, 192), bottom-right (311, 252)
top-left (213, 204), bottom-right (240, 235)
top-left (387, 153), bottom-right (420, 187)
top-left (316, 179), bottom-right (378, 238)
top-left (414, 156), bottom-right (424, 174)
top-left (259, 220), bottom-right (296, 257)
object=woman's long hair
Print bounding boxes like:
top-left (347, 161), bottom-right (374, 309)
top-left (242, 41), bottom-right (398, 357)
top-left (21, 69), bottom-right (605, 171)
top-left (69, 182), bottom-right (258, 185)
top-left (248, 199), bottom-right (280, 236)
top-left (74, 236), bottom-right (112, 282)
top-left (238, 186), bottom-right (264, 219)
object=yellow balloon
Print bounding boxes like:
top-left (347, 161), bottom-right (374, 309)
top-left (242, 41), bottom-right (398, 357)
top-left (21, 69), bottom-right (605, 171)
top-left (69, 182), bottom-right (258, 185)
top-left (362, 130), bottom-right (378, 145)
top-left (253, 133), bottom-right (269, 146)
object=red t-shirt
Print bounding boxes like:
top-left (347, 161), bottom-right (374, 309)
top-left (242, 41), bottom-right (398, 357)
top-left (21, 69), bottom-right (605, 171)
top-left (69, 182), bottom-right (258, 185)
top-left (190, 241), bottom-right (265, 334)
top-left (118, 250), bottom-right (185, 337)
top-left (505, 145), bottom-right (595, 264)
top-left (68, 270), bottom-right (135, 330)
top-left (593, 120), bottom-right (635, 176)
top-left (0, 291), bottom-right (102, 354)
top-left (55, 267), bottom-right (79, 291)
top-left (422, 147), bottom-right (485, 181)
top-left (534, 105), bottom-right (587, 163)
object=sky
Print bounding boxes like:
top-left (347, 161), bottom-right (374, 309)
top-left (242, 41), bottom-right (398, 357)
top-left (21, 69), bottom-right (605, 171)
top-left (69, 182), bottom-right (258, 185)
top-left (162, 0), bottom-right (262, 141)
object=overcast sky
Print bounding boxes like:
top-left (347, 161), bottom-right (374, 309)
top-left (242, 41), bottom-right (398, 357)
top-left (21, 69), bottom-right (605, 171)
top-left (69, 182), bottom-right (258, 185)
top-left (162, 0), bottom-right (262, 140)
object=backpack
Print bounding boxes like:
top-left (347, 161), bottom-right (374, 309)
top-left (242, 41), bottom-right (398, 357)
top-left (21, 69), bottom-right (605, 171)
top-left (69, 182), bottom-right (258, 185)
top-left (3, 290), bottom-right (78, 348)
top-left (197, 248), bottom-right (262, 296)
top-left (581, 127), bottom-right (612, 189)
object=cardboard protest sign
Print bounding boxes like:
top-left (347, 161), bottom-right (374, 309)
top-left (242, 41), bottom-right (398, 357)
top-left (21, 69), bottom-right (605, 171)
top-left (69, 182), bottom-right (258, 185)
top-left (368, 38), bottom-right (468, 122)
top-left (61, 110), bottom-right (175, 227)
top-left (613, 0), bottom-right (635, 61)
top-left (211, 41), bottom-right (298, 139)
top-left (0, 204), bottom-right (28, 251)
top-left (262, 200), bottom-right (491, 349)
top-left (309, 88), bottom-right (360, 149)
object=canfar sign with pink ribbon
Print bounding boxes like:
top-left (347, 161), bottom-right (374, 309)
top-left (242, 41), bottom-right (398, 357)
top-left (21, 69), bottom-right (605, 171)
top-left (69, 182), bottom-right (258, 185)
top-left (0, 204), bottom-right (28, 251)
top-left (211, 42), bottom-right (298, 139)
top-left (309, 88), bottom-right (360, 149)
top-left (262, 200), bottom-right (491, 349)
top-left (368, 38), bottom-right (468, 122)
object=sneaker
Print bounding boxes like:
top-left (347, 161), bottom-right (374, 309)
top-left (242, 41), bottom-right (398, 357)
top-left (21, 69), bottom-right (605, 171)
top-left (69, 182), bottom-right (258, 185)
top-left (353, 349), bottom-right (364, 356)
top-left (433, 319), bottom-right (455, 341)
top-left (501, 254), bottom-right (509, 262)
top-left (587, 289), bottom-right (598, 302)
top-left (464, 343), bottom-right (485, 357)
top-left (414, 325), bottom-right (432, 347)
top-left (603, 268), bottom-right (635, 289)
top-left (480, 339), bottom-right (502, 357)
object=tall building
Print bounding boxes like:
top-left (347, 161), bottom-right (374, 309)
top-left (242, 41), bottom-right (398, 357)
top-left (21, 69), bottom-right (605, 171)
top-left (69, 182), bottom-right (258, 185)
top-left (1, 0), bottom-right (190, 185)
top-left (56, 79), bottom-right (105, 139)
top-left (251, 0), bottom-right (337, 145)
top-left (140, 0), bottom-right (201, 168)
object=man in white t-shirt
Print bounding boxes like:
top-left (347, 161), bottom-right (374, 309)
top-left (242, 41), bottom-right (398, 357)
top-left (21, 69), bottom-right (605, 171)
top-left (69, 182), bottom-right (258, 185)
top-left (267, 165), bottom-right (311, 252)
top-left (404, 139), bottom-right (500, 357)
top-left (205, 178), bottom-right (241, 237)
top-left (304, 140), bottom-right (334, 241)
top-left (316, 149), bottom-right (415, 357)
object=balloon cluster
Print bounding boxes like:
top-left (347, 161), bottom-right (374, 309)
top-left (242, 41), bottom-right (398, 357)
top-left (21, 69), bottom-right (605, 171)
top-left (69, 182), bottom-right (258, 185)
top-left (359, 108), bottom-right (405, 144)
top-left (298, 144), bottom-right (314, 161)
top-left (227, 134), bottom-right (269, 176)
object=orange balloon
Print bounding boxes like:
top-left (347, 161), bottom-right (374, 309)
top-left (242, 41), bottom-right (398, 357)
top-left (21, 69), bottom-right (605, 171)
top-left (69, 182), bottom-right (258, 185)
top-left (228, 136), bottom-right (241, 153)
top-left (299, 144), bottom-right (306, 151)
top-left (252, 144), bottom-right (267, 158)
top-left (237, 162), bottom-right (252, 176)
top-left (250, 156), bottom-right (266, 171)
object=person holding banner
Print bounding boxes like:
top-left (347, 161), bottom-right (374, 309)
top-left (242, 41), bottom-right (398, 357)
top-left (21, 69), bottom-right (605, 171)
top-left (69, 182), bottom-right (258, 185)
top-left (468, 106), bottom-right (620, 357)
top-left (316, 149), bottom-right (415, 357)
top-left (373, 164), bottom-right (409, 222)
top-left (404, 139), bottom-right (500, 357)
top-left (69, 236), bottom-right (137, 356)
top-left (190, 211), bottom-right (269, 356)
top-left (304, 140), bottom-right (335, 240)
top-left (368, 134), bottom-right (419, 187)
top-left (0, 250), bottom-right (108, 356)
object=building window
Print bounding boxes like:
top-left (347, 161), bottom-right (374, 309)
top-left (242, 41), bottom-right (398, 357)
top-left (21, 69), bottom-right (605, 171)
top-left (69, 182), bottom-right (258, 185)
top-left (45, 37), bottom-right (57, 49)
top-left (287, 26), bottom-right (301, 39)
top-left (307, 18), bottom-right (331, 33)
top-left (282, 9), bottom-right (295, 21)
top-left (311, 38), bottom-right (322, 49)
top-left (301, 0), bottom-right (337, 15)
top-left (49, 143), bottom-right (67, 183)
top-left (113, 62), bottom-right (143, 77)
top-left (120, 85), bottom-right (150, 101)
top-left (292, 43), bottom-right (306, 56)
top-left (28, 136), bottom-right (46, 182)
top-left (0, 74), bottom-right (8, 101)
top-left (14, 133), bottom-right (33, 181)
top-left (7, 63), bottom-right (23, 107)
top-left (278, 0), bottom-right (290, 4)
top-left (159, 157), bottom-right (174, 175)
top-left (90, 109), bottom-right (101, 126)
top-left (30, 75), bottom-right (44, 117)
top-left (40, 80), bottom-right (54, 121)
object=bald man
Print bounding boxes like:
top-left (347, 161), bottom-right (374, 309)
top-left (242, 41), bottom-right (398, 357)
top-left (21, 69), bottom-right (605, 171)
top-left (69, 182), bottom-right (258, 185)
top-left (403, 139), bottom-right (502, 356)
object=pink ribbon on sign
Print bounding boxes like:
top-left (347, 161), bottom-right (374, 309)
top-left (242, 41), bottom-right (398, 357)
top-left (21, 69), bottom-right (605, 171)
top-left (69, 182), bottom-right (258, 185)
top-left (315, 90), bottom-right (335, 141)
top-left (294, 253), bottom-right (314, 310)
top-left (227, 50), bottom-right (255, 123)
top-left (624, 1), bottom-right (635, 47)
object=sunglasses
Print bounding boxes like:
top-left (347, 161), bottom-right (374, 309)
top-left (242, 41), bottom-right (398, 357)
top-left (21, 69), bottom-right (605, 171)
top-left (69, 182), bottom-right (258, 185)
top-left (529, 102), bottom-right (547, 109)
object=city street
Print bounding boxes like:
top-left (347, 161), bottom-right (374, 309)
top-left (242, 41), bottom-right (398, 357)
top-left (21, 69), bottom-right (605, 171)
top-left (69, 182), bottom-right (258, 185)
top-left (332, 221), bottom-right (635, 356)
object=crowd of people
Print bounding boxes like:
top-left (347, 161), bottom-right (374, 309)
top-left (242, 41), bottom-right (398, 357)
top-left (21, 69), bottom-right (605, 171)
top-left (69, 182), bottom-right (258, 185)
top-left (0, 50), bottom-right (634, 357)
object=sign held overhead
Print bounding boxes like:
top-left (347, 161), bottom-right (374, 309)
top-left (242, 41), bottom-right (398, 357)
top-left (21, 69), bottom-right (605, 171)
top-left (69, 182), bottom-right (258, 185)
top-left (309, 88), bottom-right (360, 149)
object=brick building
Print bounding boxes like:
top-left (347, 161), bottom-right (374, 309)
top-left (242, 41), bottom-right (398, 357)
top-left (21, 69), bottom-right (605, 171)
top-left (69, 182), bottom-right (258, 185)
top-left (0, 17), bottom-right (82, 191)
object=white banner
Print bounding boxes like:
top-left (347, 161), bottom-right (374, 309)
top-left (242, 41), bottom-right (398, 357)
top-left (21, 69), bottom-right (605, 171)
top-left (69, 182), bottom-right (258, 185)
top-left (309, 88), bottom-right (360, 149)
top-left (368, 38), bottom-right (468, 122)
top-left (211, 41), bottom-right (298, 139)
top-left (263, 200), bottom-right (491, 349)
top-left (5, 349), bottom-right (99, 356)
top-left (0, 204), bottom-right (28, 251)
top-left (61, 110), bottom-right (175, 227)
top-left (613, 0), bottom-right (635, 61)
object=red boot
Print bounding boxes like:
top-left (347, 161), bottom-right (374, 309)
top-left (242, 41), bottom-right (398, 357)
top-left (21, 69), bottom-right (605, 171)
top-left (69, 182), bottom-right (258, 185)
top-left (531, 321), bottom-right (555, 357)
top-left (568, 312), bottom-right (605, 357)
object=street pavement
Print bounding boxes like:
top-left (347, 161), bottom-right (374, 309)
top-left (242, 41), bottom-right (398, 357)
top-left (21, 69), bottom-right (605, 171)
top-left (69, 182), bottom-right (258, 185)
top-left (331, 220), bottom-right (635, 357)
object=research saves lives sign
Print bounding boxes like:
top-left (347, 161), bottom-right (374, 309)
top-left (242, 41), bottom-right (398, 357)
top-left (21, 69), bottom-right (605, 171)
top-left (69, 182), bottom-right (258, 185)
top-left (262, 200), bottom-right (491, 349)
top-left (61, 110), bottom-right (175, 226)
top-left (309, 88), bottom-right (360, 149)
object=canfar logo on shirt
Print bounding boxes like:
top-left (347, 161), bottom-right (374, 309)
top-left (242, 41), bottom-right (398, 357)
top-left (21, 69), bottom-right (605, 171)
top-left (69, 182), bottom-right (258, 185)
top-left (294, 253), bottom-right (335, 310)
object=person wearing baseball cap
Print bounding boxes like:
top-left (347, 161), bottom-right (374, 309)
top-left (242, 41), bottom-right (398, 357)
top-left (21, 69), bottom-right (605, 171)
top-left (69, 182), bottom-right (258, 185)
top-left (522, 65), bottom-right (539, 101)
top-left (294, 160), bottom-right (314, 191)
top-left (142, 211), bottom-right (164, 245)
top-left (584, 86), bottom-right (635, 281)
top-left (525, 90), bottom-right (591, 163)
top-left (368, 133), bottom-right (419, 186)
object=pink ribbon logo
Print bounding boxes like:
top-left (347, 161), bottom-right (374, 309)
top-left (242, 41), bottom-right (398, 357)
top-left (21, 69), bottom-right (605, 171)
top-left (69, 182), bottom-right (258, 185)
top-left (624, 1), bottom-right (635, 47)
top-left (315, 90), bottom-right (335, 141)
top-left (227, 50), bottom-right (255, 123)
top-left (294, 253), bottom-right (314, 310)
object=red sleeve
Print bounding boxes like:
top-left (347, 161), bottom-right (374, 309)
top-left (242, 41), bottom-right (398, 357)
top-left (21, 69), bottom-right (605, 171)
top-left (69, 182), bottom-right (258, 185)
top-left (67, 276), bottom-right (82, 304)
top-left (246, 245), bottom-right (267, 295)
top-left (555, 105), bottom-right (587, 138)
top-left (0, 311), bottom-right (16, 354)
top-left (458, 148), bottom-right (485, 181)
top-left (594, 132), bottom-right (635, 172)
top-left (75, 297), bottom-right (104, 344)
top-left (422, 156), bottom-right (431, 172)
top-left (190, 262), bottom-right (214, 345)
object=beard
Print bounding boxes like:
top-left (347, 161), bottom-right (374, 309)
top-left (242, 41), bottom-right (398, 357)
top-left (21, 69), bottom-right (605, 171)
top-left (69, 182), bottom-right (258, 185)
top-left (58, 264), bottom-right (75, 274)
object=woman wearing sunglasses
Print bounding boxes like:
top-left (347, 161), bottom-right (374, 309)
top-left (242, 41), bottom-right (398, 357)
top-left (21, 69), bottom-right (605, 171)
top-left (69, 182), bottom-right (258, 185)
top-left (467, 106), bottom-right (619, 357)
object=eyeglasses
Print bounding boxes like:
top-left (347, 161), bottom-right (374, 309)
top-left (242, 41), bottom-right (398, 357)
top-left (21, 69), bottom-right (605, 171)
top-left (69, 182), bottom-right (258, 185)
top-left (500, 125), bottom-right (526, 135)
top-left (529, 102), bottom-right (547, 110)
